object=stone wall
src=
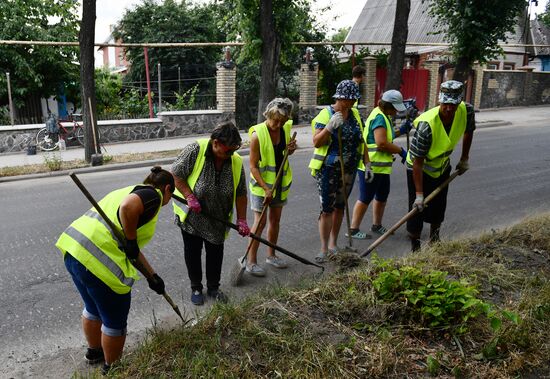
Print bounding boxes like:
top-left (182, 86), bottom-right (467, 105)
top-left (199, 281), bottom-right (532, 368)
top-left (0, 110), bottom-right (233, 153)
top-left (480, 70), bottom-right (550, 109)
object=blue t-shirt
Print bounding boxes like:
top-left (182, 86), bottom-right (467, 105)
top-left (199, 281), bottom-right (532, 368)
top-left (314, 106), bottom-right (363, 170)
top-left (365, 114), bottom-right (394, 145)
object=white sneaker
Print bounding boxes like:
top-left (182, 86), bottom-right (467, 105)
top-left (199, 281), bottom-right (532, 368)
top-left (245, 263), bottom-right (266, 277)
top-left (266, 255), bottom-right (288, 269)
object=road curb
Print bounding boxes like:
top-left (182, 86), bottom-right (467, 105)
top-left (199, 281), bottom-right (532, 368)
top-left (0, 148), bottom-right (252, 183)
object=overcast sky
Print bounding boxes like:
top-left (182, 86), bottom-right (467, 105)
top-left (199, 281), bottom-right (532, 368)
top-left (94, 0), bottom-right (367, 42)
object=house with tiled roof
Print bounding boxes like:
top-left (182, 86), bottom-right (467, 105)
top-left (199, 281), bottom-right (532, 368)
top-left (345, 0), bottom-right (530, 72)
top-left (529, 18), bottom-right (550, 71)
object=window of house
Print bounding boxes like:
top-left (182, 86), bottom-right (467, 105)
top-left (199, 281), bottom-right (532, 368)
top-left (486, 62), bottom-right (499, 70)
top-left (503, 62), bottom-right (515, 70)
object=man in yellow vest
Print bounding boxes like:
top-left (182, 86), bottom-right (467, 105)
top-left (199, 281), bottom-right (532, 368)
top-left (406, 80), bottom-right (475, 251)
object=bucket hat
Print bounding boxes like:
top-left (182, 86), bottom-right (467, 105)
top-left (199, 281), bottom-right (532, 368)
top-left (439, 80), bottom-right (464, 104)
top-left (333, 80), bottom-right (361, 100)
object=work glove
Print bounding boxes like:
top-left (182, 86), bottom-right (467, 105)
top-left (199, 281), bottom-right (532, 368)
top-left (406, 106), bottom-right (419, 120)
top-left (147, 273), bottom-right (165, 295)
top-left (399, 120), bottom-right (413, 135)
top-left (413, 193), bottom-right (425, 212)
top-left (186, 193), bottom-right (201, 213)
top-left (236, 219), bottom-right (250, 237)
top-left (364, 162), bottom-right (374, 183)
top-left (399, 148), bottom-right (408, 164)
top-left (324, 112), bottom-right (344, 133)
top-left (456, 159), bottom-right (469, 175)
top-left (123, 238), bottom-right (140, 261)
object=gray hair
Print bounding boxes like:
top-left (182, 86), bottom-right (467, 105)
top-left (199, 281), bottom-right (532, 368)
top-left (263, 98), bottom-right (293, 119)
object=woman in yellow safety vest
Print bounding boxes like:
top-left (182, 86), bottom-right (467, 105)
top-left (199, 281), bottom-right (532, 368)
top-left (171, 121), bottom-right (249, 306)
top-left (308, 80), bottom-right (373, 263)
top-left (56, 166), bottom-right (175, 374)
top-left (245, 98), bottom-right (297, 277)
top-left (348, 89), bottom-right (410, 239)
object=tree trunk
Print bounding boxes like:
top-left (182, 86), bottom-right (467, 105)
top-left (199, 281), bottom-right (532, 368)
top-left (79, 0), bottom-right (98, 162)
top-left (452, 56), bottom-right (472, 84)
top-left (256, 0), bottom-right (281, 123)
top-left (385, 0), bottom-right (411, 91)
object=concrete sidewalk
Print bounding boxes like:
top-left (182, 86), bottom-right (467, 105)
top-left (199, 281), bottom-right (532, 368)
top-left (0, 105), bottom-right (547, 182)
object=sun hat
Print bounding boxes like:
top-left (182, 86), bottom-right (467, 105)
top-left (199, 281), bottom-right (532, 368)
top-left (381, 89), bottom-right (407, 112)
top-left (333, 80), bottom-right (361, 100)
top-left (439, 80), bottom-right (464, 104)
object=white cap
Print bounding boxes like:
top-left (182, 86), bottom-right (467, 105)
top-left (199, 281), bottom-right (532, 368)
top-left (381, 90), bottom-right (407, 112)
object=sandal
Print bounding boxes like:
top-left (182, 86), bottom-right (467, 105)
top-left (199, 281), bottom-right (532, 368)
top-left (345, 229), bottom-right (372, 240)
top-left (315, 252), bottom-right (328, 263)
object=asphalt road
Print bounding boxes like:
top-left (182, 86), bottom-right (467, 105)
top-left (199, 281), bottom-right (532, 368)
top-left (1, 120), bottom-right (550, 377)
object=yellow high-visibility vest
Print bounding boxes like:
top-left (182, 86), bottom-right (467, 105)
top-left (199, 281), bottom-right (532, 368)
top-left (172, 139), bottom-right (243, 235)
top-left (308, 107), bottom-right (365, 176)
top-left (56, 185), bottom-right (162, 294)
top-left (406, 102), bottom-right (467, 178)
top-left (365, 107), bottom-right (394, 175)
top-left (248, 120), bottom-right (293, 200)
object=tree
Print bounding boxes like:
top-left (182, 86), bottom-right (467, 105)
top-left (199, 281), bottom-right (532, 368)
top-left (331, 27), bottom-right (351, 43)
top-left (385, 0), bottom-right (411, 91)
top-left (113, 0), bottom-right (225, 107)
top-left (230, 0), bottom-right (316, 122)
top-left (0, 0), bottom-right (79, 108)
top-left (426, 0), bottom-right (526, 82)
top-left (80, 0), bottom-right (99, 162)
top-left (538, 1), bottom-right (550, 27)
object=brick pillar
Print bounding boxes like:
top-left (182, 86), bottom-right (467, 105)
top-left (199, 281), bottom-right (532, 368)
top-left (473, 63), bottom-right (485, 110)
top-left (424, 60), bottom-right (440, 109)
top-left (363, 56), bottom-right (377, 114)
top-left (216, 63), bottom-right (236, 113)
top-left (299, 63), bottom-right (319, 123)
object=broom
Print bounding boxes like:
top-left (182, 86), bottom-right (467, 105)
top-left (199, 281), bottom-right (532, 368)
top-left (229, 131), bottom-right (297, 286)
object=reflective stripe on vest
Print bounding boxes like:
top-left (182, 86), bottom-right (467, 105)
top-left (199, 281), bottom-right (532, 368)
top-left (365, 107), bottom-right (394, 174)
top-left (55, 185), bottom-right (162, 294)
top-left (406, 102), bottom-right (467, 178)
top-left (248, 121), bottom-right (293, 200)
top-left (172, 138), bottom-right (243, 237)
top-left (308, 107), bottom-right (365, 176)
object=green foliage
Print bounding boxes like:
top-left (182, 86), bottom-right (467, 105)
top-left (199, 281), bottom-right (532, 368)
top-left (0, 0), bottom-right (79, 106)
top-left (168, 84), bottom-right (199, 111)
top-left (371, 256), bottom-right (518, 333)
top-left (426, 355), bottom-right (440, 376)
top-left (94, 69), bottom-right (123, 118)
top-left (331, 27), bottom-right (351, 43)
top-left (538, 1), bottom-right (550, 27)
top-left (425, 0), bottom-right (526, 66)
top-left (120, 89), bottom-right (152, 118)
top-left (113, 0), bottom-right (223, 103)
top-left (43, 152), bottom-right (62, 171)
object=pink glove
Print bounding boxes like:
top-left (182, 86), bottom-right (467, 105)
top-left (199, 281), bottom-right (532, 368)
top-left (236, 219), bottom-right (250, 237)
top-left (186, 193), bottom-right (201, 213)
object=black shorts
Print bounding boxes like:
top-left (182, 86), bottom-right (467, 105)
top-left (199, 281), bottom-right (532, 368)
top-left (406, 167), bottom-right (450, 235)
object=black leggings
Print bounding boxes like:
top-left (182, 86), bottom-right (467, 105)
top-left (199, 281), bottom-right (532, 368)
top-left (180, 230), bottom-right (224, 292)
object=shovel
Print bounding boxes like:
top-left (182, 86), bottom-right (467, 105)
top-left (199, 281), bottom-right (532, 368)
top-left (360, 170), bottom-right (460, 258)
top-left (172, 193), bottom-right (324, 272)
top-left (69, 172), bottom-right (185, 322)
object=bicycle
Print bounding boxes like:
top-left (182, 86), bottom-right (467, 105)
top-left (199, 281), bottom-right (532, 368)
top-left (36, 114), bottom-right (101, 151)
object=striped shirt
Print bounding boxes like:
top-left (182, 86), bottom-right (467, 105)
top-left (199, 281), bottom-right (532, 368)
top-left (409, 103), bottom-right (476, 161)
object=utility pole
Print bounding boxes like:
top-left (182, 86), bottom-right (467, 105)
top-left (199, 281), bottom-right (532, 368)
top-left (157, 63), bottom-right (162, 112)
top-left (144, 47), bottom-right (153, 118)
top-left (178, 66), bottom-right (181, 94)
top-left (6, 72), bottom-right (15, 125)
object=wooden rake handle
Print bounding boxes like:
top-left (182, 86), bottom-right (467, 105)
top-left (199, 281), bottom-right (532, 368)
top-left (360, 170), bottom-right (460, 258)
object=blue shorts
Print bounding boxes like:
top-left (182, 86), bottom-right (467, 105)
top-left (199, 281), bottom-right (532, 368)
top-left (64, 253), bottom-right (131, 336)
top-left (357, 171), bottom-right (390, 204)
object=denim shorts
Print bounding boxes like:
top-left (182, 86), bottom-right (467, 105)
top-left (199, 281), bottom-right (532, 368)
top-left (249, 192), bottom-right (287, 212)
top-left (64, 253), bottom-right (131, 336)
